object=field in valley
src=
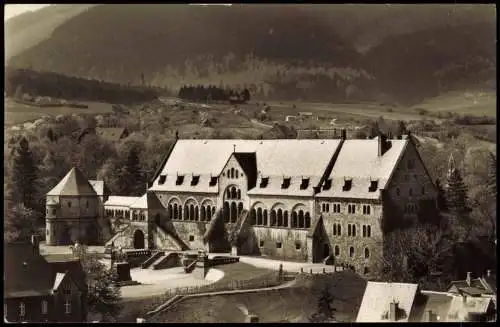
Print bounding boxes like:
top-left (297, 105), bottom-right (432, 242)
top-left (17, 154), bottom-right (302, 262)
top-left (4, 98), bottom-right (114, 126)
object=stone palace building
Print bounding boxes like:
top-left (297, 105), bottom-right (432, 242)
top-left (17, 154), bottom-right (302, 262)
top-left (45, 132), bottom-right (438, 274)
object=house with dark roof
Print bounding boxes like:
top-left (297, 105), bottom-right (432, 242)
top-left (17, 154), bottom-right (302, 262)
top-left (448, 271), bottom-right (497, 309)
top-left (4, 237), bottom-right (87, 323)
top-left (96, 127), bottom-right (129, 142)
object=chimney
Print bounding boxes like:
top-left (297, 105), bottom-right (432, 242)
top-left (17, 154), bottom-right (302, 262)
top-left (389, 300), bottom-right (398, 322)
top-left (466, 272), bottom-right (472, 286)
top-left (341, 129), bottom-right (347, 140)
top-left (245, 314), bottom-right (259, 323)
top-left (31, 234), bottom-right (40, 256)
top-left (175, 131), bottom-right (179, 140)
top-left (425, 310), bottom-right (435, 322)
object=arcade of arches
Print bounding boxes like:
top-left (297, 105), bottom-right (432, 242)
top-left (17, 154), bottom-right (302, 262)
top-left (167, 199), bottom-right (215, 222)
top-left (223, 185), bottom-right (243, 223)
top-left (249, 205), bottom-right (311, 229)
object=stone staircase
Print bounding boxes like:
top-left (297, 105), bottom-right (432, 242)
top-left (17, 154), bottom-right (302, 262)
top-left (202, 208), bottom-right (223, 244)
top-left (141, 251), bottom-right (164, 269)
top-left (155, 224), bottom-right (190, 251)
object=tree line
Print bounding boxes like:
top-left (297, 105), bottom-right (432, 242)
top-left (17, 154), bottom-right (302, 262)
top-left (5, 68), bottom-right (165, 104)
top-left (177, 85), bottom-right (250, 103)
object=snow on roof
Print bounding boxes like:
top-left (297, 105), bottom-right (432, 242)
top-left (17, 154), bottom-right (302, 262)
top-left (47, 167), bottom-right (97, 197)
top-left (317, 138), bottom-right (408, 199)
top-left (356, 282), bottom-right (419, 323)
top-left (104, 196), bottom-right (141, 208)
top-left (150, 139), bottom-right (342, 195)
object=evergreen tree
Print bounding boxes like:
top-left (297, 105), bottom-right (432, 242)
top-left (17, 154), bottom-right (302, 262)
top-left (119, 146), bottom-right (143, 196)
top-left (309, 283), bottom-right (336, 322)
top-left (446, 166), bottom-right (469, 215)
top-left (10, 137), bottom-right (39, 210)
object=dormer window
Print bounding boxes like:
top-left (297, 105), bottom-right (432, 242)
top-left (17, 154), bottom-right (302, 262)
top-left (176, 175), bottom-right (184, 185)
top-left (281, 178), bottom-right (291, 189)
top-left (323, 179), bottom-right (332, 190)
top-left (209, 176), bottom-right (217, 186)
top-left (343, 179), bottom-right (352, 191)
top-left (369, 180), bottom-right (378, 192)
top-left (300, 178), bottom-right (310, 190)
top-left (158, 175), bottom-right (167, 185)
top-left (260, 177), bottom-right (269, 188)
top-left (191, 175), bottom-right (200, 186)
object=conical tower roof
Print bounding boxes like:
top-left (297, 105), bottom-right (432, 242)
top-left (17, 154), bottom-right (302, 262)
top-left (47, 167), bottom-right (97, 196)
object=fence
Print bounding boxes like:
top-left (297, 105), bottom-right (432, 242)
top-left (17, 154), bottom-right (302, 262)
top-left (162, 271), bottom-right (282, 299)
top-left (125, 249), bottom-right (152, 258)
top-left (210, 256), bottom-right (240, 266)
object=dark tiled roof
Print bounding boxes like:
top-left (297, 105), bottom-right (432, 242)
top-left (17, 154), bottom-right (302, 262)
top-left (4, 243), bottom-right (55, 297)
top-left (45, 257), bottom-right (87, 292)
top-left (233, 152), bottom-right (257, 190)
top-left (481, 276), bottom-right (496, 294)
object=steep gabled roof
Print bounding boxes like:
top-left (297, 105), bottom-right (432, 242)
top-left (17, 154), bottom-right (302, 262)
top-left (4, 243), bottom-right (56, 297)
top-left (47, 167), bottom-right (97, 196)
top-left (317, 138), bottom-right (407, 199)
top-left (356, 282), bottom-right (419, 322)
top-left (89, 180), bottom-right (107, 197)
top-left (232, 152), bottom-right (258, 190)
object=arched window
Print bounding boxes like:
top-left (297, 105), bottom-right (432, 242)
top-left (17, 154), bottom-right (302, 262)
top-left (352, 225), bottom-right (356, 237)
top-left (223, 202), bottom-right (230, 223)
top-left (257, 208), bottom-right (263, 225)
top-left (367, 225), bottom-right (371, 237)
top-left (195, 206), bottom-right (199, 221)
top-left (337, 224), bottom-right (342, 236)
top-left (349, 247), bottom-right (355, 258)
top-left (173, 204), bottom-right (178, 220)
top-left (277, 209), bottom-right (283, 226)
top-left (305, 212), bottom-right (311, 228)
top-left (298, 210), bottom-right (304, 228)
top-left (237, 189), bottom-right (241, 199)
top-left (238, 202), bottom-right (243, 218)
top-left (231, 187), bottom-right (237, 199)
top-left (283, 211), bottom-right (288, 227)
top-left (227, 169), bottom-right (231, 177)
top-left (235, 170), bottom-right (239, 178)
top-left (190, 204), bottom-right (195, 221)
top-left (168, 204), bottom-right (173, 220)
top-left (363, 225), bottom-right (366, 237)
top-left (201, 206), bottom-right (206, 221)
top-left (292, 211), bottom-right (298, 228)
top-left (271, 210), bottom-right (277, 226)
top-left (230, 202), bottom-right (237, 222)
top-left (333, 224), bottom-right (337, 235)
top-left (231, 168), bottom-right (235, 178)
top-left (263, 209), bottom-right (268, 226)
top-left (251, 209), bottom-right (257, 225)
top-left (334, 245), bottom-right (340, 256)
top-left (365, 248), bottom-right (370, 259)
top-left (226, 188), bottom-right (232, 199)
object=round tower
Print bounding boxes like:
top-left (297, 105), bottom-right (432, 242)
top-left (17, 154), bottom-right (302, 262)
top-left (45, 200), bottom-right (59, 245)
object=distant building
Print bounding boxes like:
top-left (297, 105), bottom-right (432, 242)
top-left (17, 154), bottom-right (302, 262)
top-left (4, 237), bottom-right (87, 323)
top-left (95, 127), bottom-right (129, 142)
top-left (447, 271), bottom-right (497, 308)
top-left (356, 281), bottom-right (496, 322)
top-left (297, 112), bottom-right (318, 120)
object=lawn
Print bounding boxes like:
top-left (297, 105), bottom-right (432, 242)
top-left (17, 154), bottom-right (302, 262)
top-left (148, 270), bottom-right (367, 323)
top-left (117, 262), bottom-right (275, 322)
top-left (4, 98), bottom-right (114, 126)
top-left (411, 90), bottom-right (496, 117)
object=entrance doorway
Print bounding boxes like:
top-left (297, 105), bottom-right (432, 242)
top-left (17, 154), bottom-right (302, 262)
top-left (133, 229), bottom-right (145, 249)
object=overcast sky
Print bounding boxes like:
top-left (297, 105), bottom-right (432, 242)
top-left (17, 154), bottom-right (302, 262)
top-left (4, 4), bottom-right (51, 21)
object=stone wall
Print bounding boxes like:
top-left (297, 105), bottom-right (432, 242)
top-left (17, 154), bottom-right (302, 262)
top-left (386, 141), bottom-right (438, 221)
top-left (319, 199), bottom-right (383, 274)
top-left (250, 226), bottom-right (309, 261)
top-left (58, 195), bottom-right (100, 219)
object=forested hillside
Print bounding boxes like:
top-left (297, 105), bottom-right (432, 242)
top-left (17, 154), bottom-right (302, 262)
top-left (5, 4), bottom-right (496, 104)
